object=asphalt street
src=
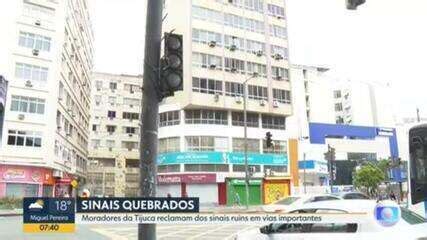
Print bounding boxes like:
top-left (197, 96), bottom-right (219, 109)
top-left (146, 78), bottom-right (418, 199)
top-left (0, 216), bottom-right (259, 240)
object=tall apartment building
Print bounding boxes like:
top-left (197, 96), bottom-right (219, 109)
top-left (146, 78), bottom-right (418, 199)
top-left (155, 0), bottom-right (300, 206)
top-left (87, 72), bottom-right (143, 197)
top-left (0, 0), bottom-right (93, 198)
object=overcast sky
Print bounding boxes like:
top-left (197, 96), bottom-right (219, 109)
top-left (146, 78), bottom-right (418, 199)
top-left (89, 0), bottom-right (427, 119)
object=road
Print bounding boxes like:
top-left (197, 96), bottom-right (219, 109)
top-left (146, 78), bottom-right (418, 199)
top-left (0, 216), bottom-right (258, 240)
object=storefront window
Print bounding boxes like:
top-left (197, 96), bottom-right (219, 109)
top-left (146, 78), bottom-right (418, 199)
top-left (42, 185), bottom-right (53, 197)
top-left (6, 183), bottom-right (39, 197)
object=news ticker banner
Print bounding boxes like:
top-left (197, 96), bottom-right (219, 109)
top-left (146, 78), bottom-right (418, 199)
top-left (23, 197), bottom-right (367, 233)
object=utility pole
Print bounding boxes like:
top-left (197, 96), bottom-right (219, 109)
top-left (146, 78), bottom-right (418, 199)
top-left (139, 0), bottom-right (163, 239)
top-left (303, 152), bottom-right (307, 194)
top-left (417, 108), bottom-right (421, 122)
top-left (326, 145), bottom-right (335, 193)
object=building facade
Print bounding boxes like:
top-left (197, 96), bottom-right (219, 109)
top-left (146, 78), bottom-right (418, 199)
top-left (0, 0), bottom-right (93, 198)
top-left (155, 0), bottom-right (299, 206)
top-left (0, 76), bottom-right (8, 148)
top-left (87, 72), bottom-right (143, 197)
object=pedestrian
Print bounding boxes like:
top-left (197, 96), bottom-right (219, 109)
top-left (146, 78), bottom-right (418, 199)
top-left (389, 191), bottom-right (397, 201)
top-left (234, 192), bottom-right (241, 206)
top-left (167, 193), bottom-right (171, 198)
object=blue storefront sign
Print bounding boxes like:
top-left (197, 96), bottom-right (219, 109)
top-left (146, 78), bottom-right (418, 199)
top-left (157, 152), bottom-right (288, 166)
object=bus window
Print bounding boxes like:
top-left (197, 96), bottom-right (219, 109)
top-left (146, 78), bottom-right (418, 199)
top-left (409, 125), bottom-right (427, 204)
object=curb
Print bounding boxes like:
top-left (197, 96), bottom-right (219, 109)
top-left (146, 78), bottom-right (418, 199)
top-left (0, 213), bottom-right (22, 217)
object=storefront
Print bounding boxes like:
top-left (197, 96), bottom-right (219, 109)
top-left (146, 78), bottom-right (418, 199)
top-left (54, 172), bottom-right (75, 197)
top-left (226, 178), bottom-right (262, 206)
top-left (262, 178), bottom-right (291, 204)
top-left (0, 165), bottom-right (55, 198)
top-left (157, 173), bottom-right (218, 204)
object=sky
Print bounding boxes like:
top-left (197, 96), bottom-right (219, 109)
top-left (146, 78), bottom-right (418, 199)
top-left (89, 0), bottom-right (427, 119)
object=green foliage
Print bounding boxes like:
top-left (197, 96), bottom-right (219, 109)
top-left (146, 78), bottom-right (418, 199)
top-left (0, 197), bottom-right (23, 209)
top-left (377, 159), bottom-right (391, 180)
top-left (353, 163), bottom-right (385, 196)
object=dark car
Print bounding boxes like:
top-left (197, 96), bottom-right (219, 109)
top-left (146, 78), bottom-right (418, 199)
top-left (333, 191), bottom-right (370, 200)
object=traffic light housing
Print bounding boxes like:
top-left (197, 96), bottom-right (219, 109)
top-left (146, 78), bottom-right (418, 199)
top-left (346, 0), bottom-right (365, 10)
top-left (265, 132), bottom-right (273, 148)
top-left (160, 33), bottom-right (183, 98)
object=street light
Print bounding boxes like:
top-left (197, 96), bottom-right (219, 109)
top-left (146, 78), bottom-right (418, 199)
top-left (299, 136), bottom-right (309, 194)
top-left (243, 73), bottom-right (258, 210)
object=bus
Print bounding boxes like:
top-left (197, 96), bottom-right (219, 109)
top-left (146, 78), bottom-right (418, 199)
top-left (409, 124), bottom-right (427, 207)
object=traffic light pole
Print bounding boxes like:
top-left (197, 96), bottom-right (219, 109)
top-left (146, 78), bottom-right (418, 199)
top-left (328, 145), bottom-right (334, 193)
top-left (139, 0), bottom-right (163, 239)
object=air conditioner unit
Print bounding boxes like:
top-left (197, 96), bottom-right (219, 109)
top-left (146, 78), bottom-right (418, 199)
top-left (276, 15), bottom-right (283, 19)
top-left (209, 64), bottom-right (216, 69)
top-left (32, 49), bottom-right (39, 56)
top-left (18, 114), bottom-right (25, 120)
top-left (273, 100), bottom-right (279, 108)
top-left (58, 96), bottom-right (63, 101)
top-left (235, 96), bottom-right (243, 103)
top-left (128, 148), bottom-right (132, 151)
top-left (273, 53), bottom-right (283, 60)
top-left (255, 50), bottom-right (263, 56)
top-left (276, 75), bottom-right (283, 80)
top-left (208, 41), bottom-right (216, 47)
top-left (35, 20), bottom-right (41, 26)
top-left (259, 99), bottom-right (266, 106)
top-left (25, 80), bottom-right (33, 88)
top-left (52, 170), bottom-right (63, 178)
top-left (229, 44), bottom-right (237, 51)
top-left (57, 126), bottom-right (62, 131)
top-left (130, 105), bottom-right (133, 108)
top-left (214, 93), bottom-right (220, 102)
top-left (252, 72), bottom-right (259, 77)
top-left (108, 147), bottom-right (113, 151)
top-left (230, 67), bottom-right (237, 73)
top-left (128, 133), bottom-right (133, 137)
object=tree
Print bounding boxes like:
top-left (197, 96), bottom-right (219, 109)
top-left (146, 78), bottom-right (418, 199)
top-left (353, 163), bottom-right (385, 197)
top-left (376, 159), bottom-right (391, 181)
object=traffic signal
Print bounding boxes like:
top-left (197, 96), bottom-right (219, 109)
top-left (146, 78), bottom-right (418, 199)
top-left (265, 132), bottom-right (273, 148)
top-left (346, 0), bottom-right (365, 10)
top-left (160, 33), bottom-right (183, 98)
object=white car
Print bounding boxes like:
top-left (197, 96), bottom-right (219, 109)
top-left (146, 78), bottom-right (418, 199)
top-left (261, 194), bottom-right (341, 213)
top-left (236, 200), bottom-right (427, 240)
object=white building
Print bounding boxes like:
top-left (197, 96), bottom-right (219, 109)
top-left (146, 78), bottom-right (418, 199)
top-left (0, 0), bottom-right (94, 198)
top-left (156, 0), bottom-right (300, 206)
top-left (88, 72), bottom-right (143, 197)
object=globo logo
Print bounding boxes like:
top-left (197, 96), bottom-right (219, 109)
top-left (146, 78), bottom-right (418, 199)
top-left (374, 203), bottom-right (400, 227)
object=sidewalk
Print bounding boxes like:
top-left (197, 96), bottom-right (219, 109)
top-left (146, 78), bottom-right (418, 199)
top-left (0, 209), bottom-right (23, 216)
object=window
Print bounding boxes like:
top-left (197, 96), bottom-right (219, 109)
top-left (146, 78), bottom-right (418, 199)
top-left (122, 141), bottom-right (138, 150)
top-left (335, 103), bottom-right (343, 111)
top-left (267, 4), bottom-right (285, 18)
top-left (108, 96), bottom-right (116, 104)
top-left (96, 81), bottom-right (102, 90)
top-left (192, 6), bottom-right (223, 24)
top-left (192, 29), bottom-right (222, 46)
top-left (122, 112), bottom-right (139, 120)
top-left (158, 164), bottom-right (180, 173)
top-left (224, 35), bottom-right (245, 51)
top-left (7, 130), bottom-right (42, 147)
top-left (232, 112), bottom-right (259, 127)
top-left (246, 39), bottom-right (265, 54)
top-left (271, 45), bottom-right (288, 59)
top-left (94, 95), bottom-right (102, 106)
top-left (92, 124), bottom-right (99, 132)
top-left (224, 58), bottom-right (245, 73)
top-left (106, 125), bottom-right (116, 133)
top-left (233, 165), bottom-right (260, 172)
top-left (18, 31), bottom-right (51, 52)
top-left (273, 89), bottom-right (291, 104)
top-left (91, 139), bottom-right (100, 148)
top-left (270, 25), bottom-right (287, 39)
top-left (247, 62), bottom-right (267, 77)
top-left (159, 137), bottom-right (180, 153)
top-left (23, 1), bottom-right (55, 21)
top-left (159, 111), bottom-right (180, 127)
top-left (124, 84), bottom-right (141, 93)
top-left (6, 183), bottom-right (39, 197)
top-left (225, 82), bottom-right (244, 97)
top-left (228, 0), bottom-right (264, 13)
top-left (400, 207), bottom-right (426, 225)
top-left (15, 63), bottom-right (48, 83)
top-left (334, 90), bottom-right (342, 98)
top-left (192, 52), bottom-right (222, 69)
top-left (107, 111), bottom-right (116, 118)
top-left (123, 126), bottom-right (137, 134)
top-left (232, 138), bottom-right (260, 153)
top-left (192, 77), bottom-right (222, 95)
top-left (186, 136), bottom-right (228, 152)
top-left (106, 140), bottom-right (115, 148)
top-left (263, 140), bottom-right (287, 154)
top-left (10, 95), bottom-right (45, 114)
top-left (123, 98), bottom-right (140, 106)
top-left (224, 13), bottom-right (265, 34)
top-left (109, 82), bottom-right (117, 90)
top-left (265, 165), bottom-right (287, 173)
top-left (184, 164), bottom-right (229, 172)
top-left (336, 116), bottom-right (344, 124)
top-left (262, 115), bottom-right (286, 130)
top-left (185, 109), bottom-right (227, 125)
top-left (272, 67), bottom-right (289, 80)
top-left (248, 85), bottom-right (268, 100)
